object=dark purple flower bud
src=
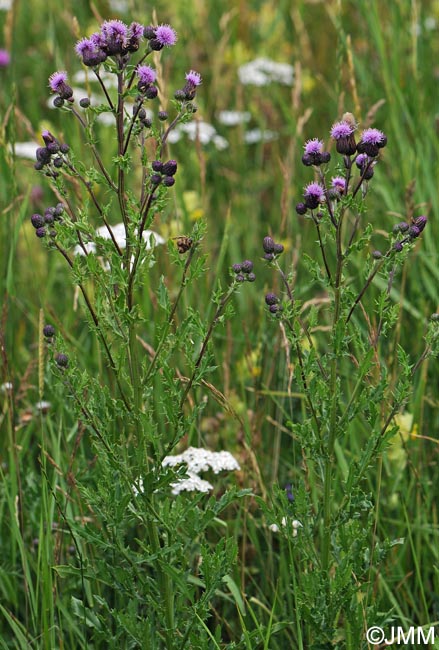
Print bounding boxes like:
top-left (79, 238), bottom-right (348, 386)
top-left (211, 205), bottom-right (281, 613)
top-left (55, 353), bottom-right (69, 368)
top-left (142, 117), bottom-right (152, 128)
top-left (393, 241), bottom-right (404, 252)
top-left (241, 260), bottom-right (253, 273)
top-left (152, 160), bottom-right (163, 172)
top-left (54, 203), bottom-right (64, 217)
top-left (372, 250), bottom-right (383, 259)
top-left (263, 236), bottom-right (275, 253)
top-left (150, 173), bottom-right (162, 185)
top-left (59, 143), bottom-right (70, 154)
top-left (398, 222), bottom-right (410, 233)
top-left (53, 96), bottom-right (64, 108)
top-left (41, 130), bottom-right (56, 146)
top-left (163, 176), bottom-right (175, 187)
top-left (158, 111), bottom-right (168, 121)
top-left (174, 89), bottom-right (186, 102)
top-left (247, 272), bottom-right (256, 282)
top-left (34, 161), bottom-right (45, 171)
top-left (143, 25), bottom-right (156, 40)
top-left (162, 160), bottom-right (178, 176)
top-left (232, 263), bottom-right (242, 273)
top-left (44, 212), bottom-right (55, 224)
top-left (320, 151), bottom-right (331, 164)
top-left (36, 227), bottom-right (47, 238)
top-left (413, 215), bottom-right (427, 233)
top-left (31, 213), bottom-right (45, 229)
top-left (408, 225), bottom-right (421, 239)
top-left (295, 202), bottom-right (307, 216)
top-left (47, 141), bottom-right (60, 154)
top-left (149, 38), bottom-right (163, 51)
top-left (236, 274), bottom-right (245, 282)
top-left (36, 147), bottom-right (51, 164)
top-left (53, 157), bottom-right (63, 168)
top-left (301, 153), bottom-right (314, 167)
top-left (269, 304), bottom-right (279, 314)
top-left (79, 97), bottom-right (90, 108)
top-left (43, 325), bottom-right (55, 338)
top-left (273, 243), bottom-right (284, 255)
top-left (145, 86), bottom-right (158, 100)
top-left (264, 253), bottom-right (274, 261)
top-left (265, 293), bottom-right (278, 306)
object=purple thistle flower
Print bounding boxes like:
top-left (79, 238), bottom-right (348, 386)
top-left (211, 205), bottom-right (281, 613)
top-left (137, 65), bottom-right (156, 85)
top-left (330, 120), bottom-right (356, 155)
top-left (49, 71), bottom-right (68, 93)
top-left (302, 138), bottom-right (330, 166)
top-left (185, 70), bottom-right (202, 86)
top-left (75, 38), bottom-right (107, 66)
top-left (330, 120), bottom-right (354, 139)
top-left (129, 22), bottom-right (144, 41)
top-left (331, 176), bottom-right (347, 194)
top-left (360, 128), bottom-right (386, 145)
top-left (155, 24), bottom-right (177, 47)
top-left (357, 128), bottom-right (387, 157)
top-left (101, 19), bottom-right (128, 55)
top-left (0, 49), bottom-right (10, 67)
top-left (304, 182), bottom-right (325, 209)
top-left (101, 19), bottom-right (128, 39)
top-left (304, 138), bottom-right (324, 155)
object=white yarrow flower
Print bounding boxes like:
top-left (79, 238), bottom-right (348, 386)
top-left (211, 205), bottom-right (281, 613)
top-left (74, 223), bottom-right (165, 256)
top-left (217, 110), bottom-right (252, 126)
top-left (238, 57), bottom-right (294, 86)
top-left (162, 447), bottom-right (240, 475)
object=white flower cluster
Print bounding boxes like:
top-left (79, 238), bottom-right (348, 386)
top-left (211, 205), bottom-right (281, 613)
top-left (134, 447), bottom-right (240, 497)
top-left (163, 446), bottom-right (241, 475)
top-left (216, 110), bottom-right (251, 126)
top-left (269, 517), bottom-right (302, 537)
top-left (238, 57), bottom-right (294, 86)
top-left (167, 121), bottom-right (229, 150)
top-left (73, 223), bottom-right (165, 256)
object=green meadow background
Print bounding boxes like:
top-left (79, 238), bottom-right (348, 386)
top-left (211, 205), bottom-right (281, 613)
top-left (1, 0), bottom-right (438, 647)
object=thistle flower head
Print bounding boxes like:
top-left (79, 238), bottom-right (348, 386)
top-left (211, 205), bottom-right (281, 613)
top-left (360, 128), bottom-right (386, 145)
top-left (357, 128), bottom-right (387, 157)
top-left (101, 19), bottom-right (128, 55)
top-left (75, 37), bottom-right (107, 67)
top-left (185, 70), bottom-right (202, 86)
top-left (304, 181), bottom-right (325, 209)
top-left (304, 138), bottom-right (324, 155)
top-left (331, 176), bottom-right (347, 194)
top-left (101, 19), bottom-right (128, 40)
top-left (155, 24), bottom-right (177, 46)
top-left (129, 22), bottom-right (144, 41)
top-left (330, 120), bottom-right (354, 140)
top-left (48, 71), bottom-right (68, 93)
top-left (137, 65), bottom-right (156, 85)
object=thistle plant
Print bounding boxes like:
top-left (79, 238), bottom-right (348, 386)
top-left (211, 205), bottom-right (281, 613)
top-left (26, 18), bottom-right (250, 649)
top-left (263, 113), bottom-right (438, 647)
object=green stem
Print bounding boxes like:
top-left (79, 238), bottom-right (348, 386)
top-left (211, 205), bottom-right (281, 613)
top-left (321, 211), bottom-right (344, 575)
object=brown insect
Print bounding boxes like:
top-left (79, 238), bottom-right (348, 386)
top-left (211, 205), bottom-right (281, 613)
top-left (173, 236), bottom-right (193, 254)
